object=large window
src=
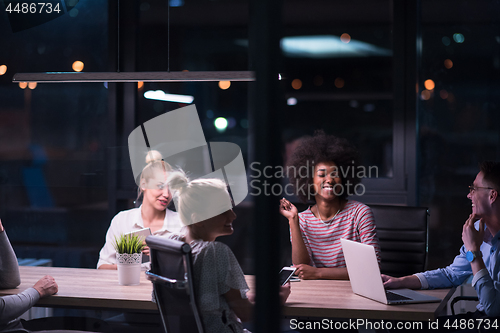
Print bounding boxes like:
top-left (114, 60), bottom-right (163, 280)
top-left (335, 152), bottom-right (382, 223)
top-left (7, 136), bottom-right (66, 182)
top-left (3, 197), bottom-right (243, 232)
top-left (0, 1), bottom-right (109, 267)
top-left (419, 0), bottom-right (500, 268)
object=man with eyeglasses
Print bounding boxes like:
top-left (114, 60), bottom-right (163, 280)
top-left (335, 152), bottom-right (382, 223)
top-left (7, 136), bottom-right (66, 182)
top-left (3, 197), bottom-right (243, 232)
top-left (382, 161), bottom-right (500, 321)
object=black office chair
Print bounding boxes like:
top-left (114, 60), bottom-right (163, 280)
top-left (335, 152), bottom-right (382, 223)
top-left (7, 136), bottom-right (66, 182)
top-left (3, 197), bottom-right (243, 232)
top-left (146, 236), bottom-right (205, 333)
top-left (369, 205), bottom-right (429, 277)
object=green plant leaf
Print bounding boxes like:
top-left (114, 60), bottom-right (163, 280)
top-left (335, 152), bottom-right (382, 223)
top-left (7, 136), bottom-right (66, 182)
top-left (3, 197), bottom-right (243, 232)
top-left (113, 233), bottom-right (146, 254)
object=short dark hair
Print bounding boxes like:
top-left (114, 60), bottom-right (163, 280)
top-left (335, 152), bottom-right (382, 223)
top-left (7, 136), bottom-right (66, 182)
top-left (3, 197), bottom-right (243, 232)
top-left (480, 161), bottom-right (500, 190)
top-left (287, 130), bottom-right (360, 202)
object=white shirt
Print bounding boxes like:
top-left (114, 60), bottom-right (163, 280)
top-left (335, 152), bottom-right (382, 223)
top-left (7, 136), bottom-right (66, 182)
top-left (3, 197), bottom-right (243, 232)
top-left (97, 206), bottom-right (183, 269)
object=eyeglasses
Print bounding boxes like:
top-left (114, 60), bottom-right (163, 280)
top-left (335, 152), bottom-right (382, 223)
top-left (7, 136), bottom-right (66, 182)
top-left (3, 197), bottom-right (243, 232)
top-left (469, 185), bottom-right (494, 193)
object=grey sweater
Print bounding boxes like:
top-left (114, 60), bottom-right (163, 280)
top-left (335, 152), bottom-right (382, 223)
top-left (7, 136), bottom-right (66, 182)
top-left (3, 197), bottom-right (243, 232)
top-left (0, 230), bottom-right (40, 329)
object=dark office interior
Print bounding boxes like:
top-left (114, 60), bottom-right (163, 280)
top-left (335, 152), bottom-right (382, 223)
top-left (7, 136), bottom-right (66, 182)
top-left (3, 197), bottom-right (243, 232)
top-left (0, 0), bottom-right (499, 331)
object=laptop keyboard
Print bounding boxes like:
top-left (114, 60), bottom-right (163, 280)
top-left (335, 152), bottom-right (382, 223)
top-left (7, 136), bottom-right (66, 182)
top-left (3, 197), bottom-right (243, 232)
top-left (386, 291), bottom-right (412, 301)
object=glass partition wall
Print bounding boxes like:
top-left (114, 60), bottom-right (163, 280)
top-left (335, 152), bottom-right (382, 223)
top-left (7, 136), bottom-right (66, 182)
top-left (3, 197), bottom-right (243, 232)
top-left (1, 0), bottom-right (499, 326)
top-left (0, 1), bottom-right (109, 267)
top-left (419, 0), bottom-right (500, 269)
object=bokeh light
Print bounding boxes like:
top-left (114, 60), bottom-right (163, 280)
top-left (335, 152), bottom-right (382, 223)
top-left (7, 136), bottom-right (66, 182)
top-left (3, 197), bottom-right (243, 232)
top-left (334, 77), bottom-right (345, 88)
top-left (340, 33), bottom-right (351, 43)
top-left (349, 100), bottom-right (359, 108)
top-left (363, 104), bottom-right (375, 112)
top-left (240, 119), bottom-right (249, 129)
top-left (72, 61), bottom-right (84, 72)
top-left (440, 90), bottom-right (448, 99)
top-left (19, 82), bottom-right (28, 89)
top-left (214, 117), bottom-right (228, 131)
top-left (227, 117), bottom-right (236, 129)
top-left (69, 8), bottom-right (79, 17)
top-left (453, 33), bottom-right (465, 43)
top-left (424, 79), bottom-right (435, 90)
top-left (421, 90), bottom-right (431, 100)
top-left (447, 93), bottom-right (456, 103)
top-left (28, 82), bottom-right (37, 90)
top-left (0, 65), bottom-right (7, 75)
top-left (444, 59), bottom-right (453, 69)
top-left (137, 81), bottom-right (144, 89)
top-left (291, 79), bottom-right (302, 90)
top-left (287, 97), bottom-right (297, 106)
top-left (313, 75), bottom-right (323, 86)
top-left (219, 81), bottom-right (231, 90)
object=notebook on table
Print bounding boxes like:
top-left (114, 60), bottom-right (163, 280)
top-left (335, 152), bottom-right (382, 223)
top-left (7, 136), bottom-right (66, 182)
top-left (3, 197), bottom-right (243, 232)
top-left (340, 238), bottom-right (441, 305)
top-left (126, 228), bottom-right (152, 263)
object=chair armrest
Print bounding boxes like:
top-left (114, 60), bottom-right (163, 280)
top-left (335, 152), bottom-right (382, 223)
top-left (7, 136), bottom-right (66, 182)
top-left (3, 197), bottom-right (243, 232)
top-left (146, 270), bottom-right (187, 289)
top-left (450, 296), bottom-right (479, 316)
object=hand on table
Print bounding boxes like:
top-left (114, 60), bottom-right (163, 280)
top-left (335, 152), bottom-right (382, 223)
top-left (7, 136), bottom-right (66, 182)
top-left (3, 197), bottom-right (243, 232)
top-left (462, 214), bottom-right (484, 252)
top-left (280, 282), bottom-right (291, 304)
top-left (33, 275), bottom-right (58, 298)
top-left (246, 283), bottom-right (291, 305)
top-left (381, 274), bottom-right (403, 289)
top-left (280, 198), bottom-right (298, 221)
top-left (294, 264), bottom-right (319, 280)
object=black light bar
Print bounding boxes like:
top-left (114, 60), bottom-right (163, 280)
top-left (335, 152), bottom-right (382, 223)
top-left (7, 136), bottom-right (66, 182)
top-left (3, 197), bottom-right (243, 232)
top-left (12, 71), bottom-right (256, 83)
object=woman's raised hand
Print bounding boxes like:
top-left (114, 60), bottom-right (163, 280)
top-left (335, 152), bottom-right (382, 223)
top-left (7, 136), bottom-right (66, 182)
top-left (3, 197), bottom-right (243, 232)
top-left (279, 198), bottom-right (298, 220)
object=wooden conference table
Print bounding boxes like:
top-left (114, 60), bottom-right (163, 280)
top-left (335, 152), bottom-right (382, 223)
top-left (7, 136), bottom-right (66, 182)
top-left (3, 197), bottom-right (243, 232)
top-left (0, 266), bottom-right (455, 321)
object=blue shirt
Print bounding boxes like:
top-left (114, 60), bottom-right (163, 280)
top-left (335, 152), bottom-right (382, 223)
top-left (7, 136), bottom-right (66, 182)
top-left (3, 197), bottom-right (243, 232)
top-left (415, 222), bottom-right (500, 316)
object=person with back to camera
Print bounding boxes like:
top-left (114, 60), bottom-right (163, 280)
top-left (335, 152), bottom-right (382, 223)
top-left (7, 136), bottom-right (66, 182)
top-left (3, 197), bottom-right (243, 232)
top-left (382, 161), bottom-right (500, 330)
top-left (97, 150), bottom-right (183, 270)
top-left (0, 218), bottom-right (59, 332)
top-left (166, 170), bottom-right (291, 333)
top-left (279, 130), bottom-right (380, 280)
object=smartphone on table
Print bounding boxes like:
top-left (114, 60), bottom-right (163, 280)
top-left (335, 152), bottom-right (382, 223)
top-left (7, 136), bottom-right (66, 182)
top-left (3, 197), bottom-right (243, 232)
top-left (279, 266), bottom-right (297, 286)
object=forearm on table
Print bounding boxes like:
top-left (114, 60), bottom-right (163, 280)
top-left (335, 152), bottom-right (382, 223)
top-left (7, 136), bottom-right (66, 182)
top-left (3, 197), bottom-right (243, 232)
top-left (0, 288), bottom-right (40, 323)
top-left (417, 252), bottom-right (474, 289)
top-left (97, 264), bottom-right (117, 270)
top-left (289, 219), bottom-right (310, 265)
top-left (316, 267), bottom-right (349, 280)
top-left (400, 274), bottom-right (424, 289)
top-left (0, 231), bottom-right (21, 289)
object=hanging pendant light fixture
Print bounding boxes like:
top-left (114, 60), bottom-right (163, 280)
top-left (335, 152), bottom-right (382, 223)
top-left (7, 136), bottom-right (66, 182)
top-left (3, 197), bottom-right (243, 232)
top-left (12, 71), bottom-right (255, 83)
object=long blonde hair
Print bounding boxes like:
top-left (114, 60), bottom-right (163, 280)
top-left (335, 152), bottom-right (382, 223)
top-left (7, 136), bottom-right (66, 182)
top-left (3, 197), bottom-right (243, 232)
top-left (136, 150), bottom-right (173, 203)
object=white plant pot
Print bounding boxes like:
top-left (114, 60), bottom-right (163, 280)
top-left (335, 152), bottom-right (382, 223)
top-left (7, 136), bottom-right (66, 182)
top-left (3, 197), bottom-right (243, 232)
top-left (116, 253), bottom-right (142, 286)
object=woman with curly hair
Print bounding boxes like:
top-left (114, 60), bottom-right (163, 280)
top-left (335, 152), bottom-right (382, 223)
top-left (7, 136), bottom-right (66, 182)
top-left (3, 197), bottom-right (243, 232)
top-left (280, 130), bottom-right (380, 280)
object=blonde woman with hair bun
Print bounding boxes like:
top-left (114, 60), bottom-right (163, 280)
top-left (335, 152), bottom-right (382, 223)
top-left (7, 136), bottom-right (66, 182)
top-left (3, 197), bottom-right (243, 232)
top-left (97, 150), bottom-right (183, 270)
top-left (166, 170), bottom-right (291, 333)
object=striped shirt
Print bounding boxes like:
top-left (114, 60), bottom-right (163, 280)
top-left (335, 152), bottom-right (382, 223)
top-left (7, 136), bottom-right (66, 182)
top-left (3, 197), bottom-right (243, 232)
top-left (294, 200), bottom-right (381, 268)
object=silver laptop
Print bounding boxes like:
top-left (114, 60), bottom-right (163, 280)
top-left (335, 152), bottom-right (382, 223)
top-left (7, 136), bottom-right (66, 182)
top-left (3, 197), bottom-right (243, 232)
top-left (341, 238), bottom-right (441, 305)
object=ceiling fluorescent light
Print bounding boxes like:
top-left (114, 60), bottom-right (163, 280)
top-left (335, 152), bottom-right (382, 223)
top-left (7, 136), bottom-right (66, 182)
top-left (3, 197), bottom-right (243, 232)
top-left (280, 35), bottom-right (392, 58)
top-left (12, 71), bottom-right (255, 83)
top-left (144, 90), bottom-right (194, 104)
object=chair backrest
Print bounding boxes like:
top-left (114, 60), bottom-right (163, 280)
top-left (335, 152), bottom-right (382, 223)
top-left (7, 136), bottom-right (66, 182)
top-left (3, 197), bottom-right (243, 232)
top-left (369, 205), bottom-right (429, 277)
top-left (146, 235), bottom-right (205, 333)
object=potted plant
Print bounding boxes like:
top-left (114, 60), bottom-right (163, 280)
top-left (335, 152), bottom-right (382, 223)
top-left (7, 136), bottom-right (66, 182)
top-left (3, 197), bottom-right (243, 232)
top-left (113, 234), bottom-right (145, 286)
